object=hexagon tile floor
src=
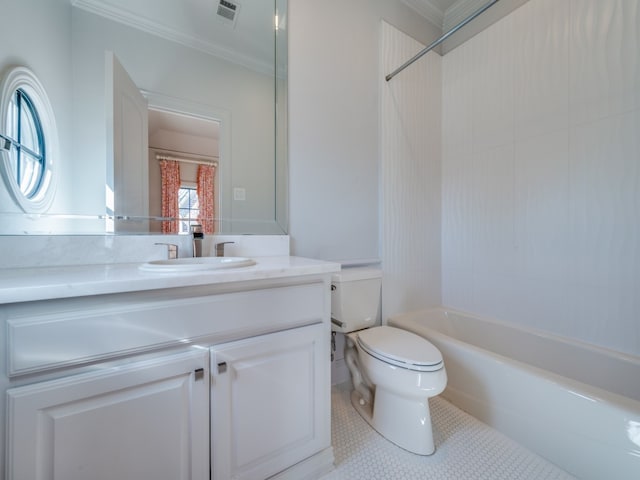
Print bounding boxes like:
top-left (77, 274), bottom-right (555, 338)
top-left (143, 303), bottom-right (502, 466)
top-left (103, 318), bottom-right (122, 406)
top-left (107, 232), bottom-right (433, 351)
top-left (321, 383), bottom-right (575, 480)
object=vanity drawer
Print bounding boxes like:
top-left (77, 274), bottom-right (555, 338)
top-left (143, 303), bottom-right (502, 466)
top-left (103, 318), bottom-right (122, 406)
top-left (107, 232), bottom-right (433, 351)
top-left (6, 281), bottom-right (326, 376)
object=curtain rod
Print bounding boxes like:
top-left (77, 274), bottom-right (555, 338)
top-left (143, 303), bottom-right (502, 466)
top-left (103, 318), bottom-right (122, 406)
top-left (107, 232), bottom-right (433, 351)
top-left (156, 153), bottom-right (218, 167)
top-left (385, 0), bottom-right (500, 82)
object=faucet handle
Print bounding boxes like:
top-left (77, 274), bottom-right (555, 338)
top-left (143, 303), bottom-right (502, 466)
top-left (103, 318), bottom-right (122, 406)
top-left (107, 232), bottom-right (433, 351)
top-left (155, 243), bottom-right (179, 260)
top-left (215, 241), bottom-right (234, 257)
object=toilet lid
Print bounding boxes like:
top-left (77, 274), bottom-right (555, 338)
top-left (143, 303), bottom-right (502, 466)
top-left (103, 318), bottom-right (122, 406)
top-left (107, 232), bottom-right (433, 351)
top-left (357, 326), bottom-right (443, 372)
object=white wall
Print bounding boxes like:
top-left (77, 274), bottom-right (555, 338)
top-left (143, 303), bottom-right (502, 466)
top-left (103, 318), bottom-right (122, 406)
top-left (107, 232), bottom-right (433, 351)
top-left (442, 0), bottom-right (640, 356)
top-left (380, 22), bottom-right (442, 321)
top-left (0, 0), bottom-right (74, 230)
top-left (288, 0), bottom-right (441, 262)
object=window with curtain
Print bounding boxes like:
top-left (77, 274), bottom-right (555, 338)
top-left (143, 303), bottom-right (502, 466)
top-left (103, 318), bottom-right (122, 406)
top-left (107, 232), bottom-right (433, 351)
top-left (197, 163), bottom-right (215, 234)
top-left (159, 159), bottom-right (180, 233)
top-left (159, 159), bottom-right (216, 234)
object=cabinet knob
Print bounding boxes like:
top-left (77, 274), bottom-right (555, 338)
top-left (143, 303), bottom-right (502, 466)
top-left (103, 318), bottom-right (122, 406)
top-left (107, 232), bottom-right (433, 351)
top-left (217, 362), bottom-right (227, 374)
top-left (194, 368), bottom-right (205, 381)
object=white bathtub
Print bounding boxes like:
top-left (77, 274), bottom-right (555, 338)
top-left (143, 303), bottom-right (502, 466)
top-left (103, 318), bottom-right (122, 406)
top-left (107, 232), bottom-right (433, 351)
top-left (388, 307), bottom-right (640, 480)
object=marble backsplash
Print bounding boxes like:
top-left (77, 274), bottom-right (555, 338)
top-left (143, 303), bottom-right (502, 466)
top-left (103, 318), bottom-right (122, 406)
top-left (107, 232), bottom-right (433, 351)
top-left (0, 235), bottom-right (290, 269)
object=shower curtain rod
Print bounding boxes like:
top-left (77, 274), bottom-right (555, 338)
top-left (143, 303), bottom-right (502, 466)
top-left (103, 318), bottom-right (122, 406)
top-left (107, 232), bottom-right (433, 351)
top-left (156, 153), bottom-right (218, 167)
top-left (385, 0), bottom-right (500, 82)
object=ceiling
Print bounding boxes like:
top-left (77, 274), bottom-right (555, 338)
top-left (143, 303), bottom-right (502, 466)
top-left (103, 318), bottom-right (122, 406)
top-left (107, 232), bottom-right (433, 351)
top-left (148, 109), bottom-right (219, 140)
top-left (400, 0), bottom-right (491, 32)
top-left (71, 0), bottom-right (509, 75)
top-left (73, 1), bottom-right (490, 70)
top-left (71, 0), bottom-right (277, 74)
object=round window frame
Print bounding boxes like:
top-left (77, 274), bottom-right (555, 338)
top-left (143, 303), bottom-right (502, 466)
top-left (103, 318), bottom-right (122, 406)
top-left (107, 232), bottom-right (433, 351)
top-left (0, 66), bottom-right (58, 213)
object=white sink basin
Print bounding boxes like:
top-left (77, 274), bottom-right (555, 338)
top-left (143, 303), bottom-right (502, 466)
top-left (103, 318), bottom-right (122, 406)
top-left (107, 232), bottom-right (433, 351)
top-left (139, 257), bottom-right (256, 272)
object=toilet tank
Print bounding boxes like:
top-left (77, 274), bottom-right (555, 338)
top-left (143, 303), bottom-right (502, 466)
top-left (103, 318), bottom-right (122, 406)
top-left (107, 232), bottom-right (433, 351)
top-left (331, 267), bottom-right (382, 333)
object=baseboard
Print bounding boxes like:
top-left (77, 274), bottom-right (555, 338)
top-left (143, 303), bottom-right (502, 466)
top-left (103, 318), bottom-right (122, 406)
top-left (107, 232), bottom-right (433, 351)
top-left (269, 447), bottom-right (335, 480)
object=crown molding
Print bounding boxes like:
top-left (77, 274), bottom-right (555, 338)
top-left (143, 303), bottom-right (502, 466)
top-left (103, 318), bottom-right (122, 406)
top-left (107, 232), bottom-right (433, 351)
top-left (399, 0), bottom-right (445, 29)
top-left (71, 0), bottom-right (273, 76)
top-left (443, 0), bottom-right (488, 31)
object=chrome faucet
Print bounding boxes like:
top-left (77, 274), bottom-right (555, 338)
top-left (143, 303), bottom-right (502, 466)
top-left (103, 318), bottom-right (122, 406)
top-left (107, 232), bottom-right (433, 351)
top-left (155, 243), bottom-right (178, 260)
top-left (215, 241), bottom-right (234, 257)
top-left (191, 224), bottom-right (204, 257)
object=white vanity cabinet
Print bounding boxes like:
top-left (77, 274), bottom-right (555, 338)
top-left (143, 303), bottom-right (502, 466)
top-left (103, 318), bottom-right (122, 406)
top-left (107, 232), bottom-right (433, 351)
top-left (1, 264), bottom-right (336, 480)
top-left (6, 349), bottom-right (210, 480)
top-left (211, 323), bottom-right (328, 480)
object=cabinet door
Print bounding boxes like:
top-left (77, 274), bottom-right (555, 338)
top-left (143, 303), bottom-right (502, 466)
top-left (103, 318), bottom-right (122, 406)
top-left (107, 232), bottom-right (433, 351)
top-left (211, 323), bottom-right (330, 480)
top-left (6, 349), bottom-right (209, 480)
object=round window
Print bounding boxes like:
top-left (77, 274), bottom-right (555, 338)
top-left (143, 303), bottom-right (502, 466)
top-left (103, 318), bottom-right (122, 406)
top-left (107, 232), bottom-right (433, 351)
top-left (0, 66), bottom-right (58, 213)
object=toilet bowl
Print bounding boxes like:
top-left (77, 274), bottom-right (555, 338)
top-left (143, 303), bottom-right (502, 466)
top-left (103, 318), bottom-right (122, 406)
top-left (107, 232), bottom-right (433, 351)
top-left (331, 268), bottom-right (447, 455)
top-left (346, 326), bottom-right (447, 455)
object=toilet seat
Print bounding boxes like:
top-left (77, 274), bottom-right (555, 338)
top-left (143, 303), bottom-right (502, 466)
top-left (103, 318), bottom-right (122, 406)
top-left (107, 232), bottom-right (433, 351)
top-left (357, 326), bottom-right (443, 372)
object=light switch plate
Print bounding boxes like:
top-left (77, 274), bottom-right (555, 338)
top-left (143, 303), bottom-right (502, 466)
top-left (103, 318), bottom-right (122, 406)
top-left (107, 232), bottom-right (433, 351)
top-left (233, 187), bottom-right (246, 201)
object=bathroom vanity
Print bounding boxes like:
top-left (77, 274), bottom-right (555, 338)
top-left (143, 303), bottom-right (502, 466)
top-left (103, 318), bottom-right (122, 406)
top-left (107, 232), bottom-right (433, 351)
top-left (0, 256), bottom-right (339, 480)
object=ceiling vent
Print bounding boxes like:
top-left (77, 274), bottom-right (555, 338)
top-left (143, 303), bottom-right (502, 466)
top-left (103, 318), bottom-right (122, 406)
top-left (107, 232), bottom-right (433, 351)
top-left (217, 0), bottom-right (240, 28)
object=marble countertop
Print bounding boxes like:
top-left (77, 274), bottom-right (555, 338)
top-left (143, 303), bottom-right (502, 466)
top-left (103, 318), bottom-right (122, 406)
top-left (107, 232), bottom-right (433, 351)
top-left (0, 256), bottom-right (341, 304)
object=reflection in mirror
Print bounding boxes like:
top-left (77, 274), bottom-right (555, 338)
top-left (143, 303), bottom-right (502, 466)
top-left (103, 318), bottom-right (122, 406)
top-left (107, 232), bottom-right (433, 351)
top-left (0, 0), bottom-right (287, 235)
top-left (147, 109), bottom-right (221, 235)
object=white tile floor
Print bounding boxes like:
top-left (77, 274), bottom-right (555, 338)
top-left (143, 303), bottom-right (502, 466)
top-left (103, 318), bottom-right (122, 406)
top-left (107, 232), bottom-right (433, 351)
top-left (322, 383), bottom-right (576, 480)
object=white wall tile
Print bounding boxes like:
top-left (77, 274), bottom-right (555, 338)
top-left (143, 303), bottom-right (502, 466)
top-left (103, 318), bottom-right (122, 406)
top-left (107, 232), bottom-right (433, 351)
top-left (513, 0), bottom-right (570, 141)
top-left (512, 276), bottom-right (571, 334)
top-left (442, 266), bottom-right (474, 313)
top-left (381, 22), bottom-right (442, 320)
top-left (469, 271), bottom-right (520, 325)
top-left (569, 0), bottom-right (640, 126)
top-left (442, 0), bottom-right (640, 356)
top-left (568, 281), bottom-right (639, 354)
top-left (471, 14), bottom-right (515, 151)
top-left (568, 110), bottom-right (640, 293)
top-left (470, 144), bottom-right (516, 278)
top-left (514, 130), bottom-right (570, 283)
top-left (442, 41), bottom-right (474, 290)
top-left (442, 41), bottom-right (474, 155)
top-left (441, 150), bottom-right (474, 277)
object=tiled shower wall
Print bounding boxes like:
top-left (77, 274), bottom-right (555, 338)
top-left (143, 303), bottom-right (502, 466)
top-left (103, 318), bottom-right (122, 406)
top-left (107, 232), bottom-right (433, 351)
top-left (380, 22), bottom-right (442, 321)
top-left (441, 0), bottom-right (639, 356)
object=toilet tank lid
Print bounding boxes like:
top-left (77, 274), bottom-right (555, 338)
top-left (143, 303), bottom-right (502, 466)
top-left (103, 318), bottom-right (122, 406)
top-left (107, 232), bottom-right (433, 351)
top-left (332, 267), bottom-right (382, 283)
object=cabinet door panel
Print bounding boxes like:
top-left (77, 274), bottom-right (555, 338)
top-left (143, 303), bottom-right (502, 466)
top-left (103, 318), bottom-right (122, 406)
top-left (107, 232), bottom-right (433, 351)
top-left (6, 349), bottom-right (209, 480)
top-left (211, 323), bottom-right (330, 480)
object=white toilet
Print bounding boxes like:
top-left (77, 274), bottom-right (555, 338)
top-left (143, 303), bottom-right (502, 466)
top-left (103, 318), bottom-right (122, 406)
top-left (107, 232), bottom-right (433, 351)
top-left (331, 267), bottom-right (447, 455)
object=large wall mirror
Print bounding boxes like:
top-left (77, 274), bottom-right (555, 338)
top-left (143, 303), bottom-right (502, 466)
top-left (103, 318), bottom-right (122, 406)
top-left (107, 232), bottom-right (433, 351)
top-left (0, 0), bottom-right (287, 235)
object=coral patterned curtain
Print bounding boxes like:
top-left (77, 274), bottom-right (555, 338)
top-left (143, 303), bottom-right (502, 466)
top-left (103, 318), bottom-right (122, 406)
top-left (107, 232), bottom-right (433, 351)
top-left (159, 160), bottom-right (180, 233)
top-left (197, 163), bottom-right (216, 234)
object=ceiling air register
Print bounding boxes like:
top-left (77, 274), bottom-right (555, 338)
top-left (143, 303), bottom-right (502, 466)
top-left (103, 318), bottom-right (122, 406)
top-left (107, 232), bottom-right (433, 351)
top-left (217, 0), bottom-right (240, 27)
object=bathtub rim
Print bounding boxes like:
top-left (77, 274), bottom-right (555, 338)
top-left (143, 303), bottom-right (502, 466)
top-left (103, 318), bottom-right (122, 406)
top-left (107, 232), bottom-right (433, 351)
top-left (388, 306), bottom-right (640, 408)
top-left (401, 306), bottom-right (640, 365)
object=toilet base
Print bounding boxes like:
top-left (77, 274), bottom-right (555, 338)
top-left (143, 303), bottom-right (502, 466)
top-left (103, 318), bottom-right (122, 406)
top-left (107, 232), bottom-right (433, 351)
top-left (350, 388), bottom-right (436, 456)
